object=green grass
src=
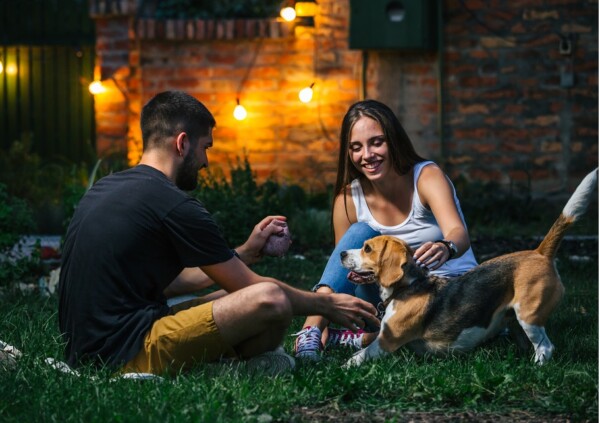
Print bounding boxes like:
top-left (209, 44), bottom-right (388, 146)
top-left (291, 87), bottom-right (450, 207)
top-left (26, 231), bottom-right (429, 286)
top-left (0, 250), bottom-right (597, 422)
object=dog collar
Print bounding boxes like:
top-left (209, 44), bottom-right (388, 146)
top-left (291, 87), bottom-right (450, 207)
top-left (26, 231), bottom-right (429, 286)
top-left (382, 274), bottom-right (428, 308)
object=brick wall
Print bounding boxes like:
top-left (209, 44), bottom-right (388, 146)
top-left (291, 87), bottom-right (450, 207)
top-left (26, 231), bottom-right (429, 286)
top-left (442, 0), bottom-right (598, 196)
top-left (90, 0), bottom-right (598, 197)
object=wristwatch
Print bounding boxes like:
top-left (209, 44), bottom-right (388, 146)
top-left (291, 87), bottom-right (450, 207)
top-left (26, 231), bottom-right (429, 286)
top-left (435, 239), bottom-right (458, 259)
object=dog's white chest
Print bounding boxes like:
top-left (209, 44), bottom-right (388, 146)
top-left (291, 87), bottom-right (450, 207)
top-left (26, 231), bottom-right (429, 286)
top-left (379, 286), bottom-right (394, 304)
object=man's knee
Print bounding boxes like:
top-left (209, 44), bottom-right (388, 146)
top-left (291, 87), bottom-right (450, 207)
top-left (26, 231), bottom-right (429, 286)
top-left (252, 282), bottom-right (293, 325)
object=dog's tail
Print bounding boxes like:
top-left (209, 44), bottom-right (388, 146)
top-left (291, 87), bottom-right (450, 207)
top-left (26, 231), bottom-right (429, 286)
top-left (536, 168), bottom-right (598, 258)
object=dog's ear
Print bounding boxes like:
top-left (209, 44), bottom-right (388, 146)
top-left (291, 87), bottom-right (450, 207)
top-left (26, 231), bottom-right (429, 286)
top-left (378, 239), bottom-right (411, 287)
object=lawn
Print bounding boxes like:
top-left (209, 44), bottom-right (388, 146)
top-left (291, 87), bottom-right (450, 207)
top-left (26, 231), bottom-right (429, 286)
top-left (0, 236), bottom-right (597, 422)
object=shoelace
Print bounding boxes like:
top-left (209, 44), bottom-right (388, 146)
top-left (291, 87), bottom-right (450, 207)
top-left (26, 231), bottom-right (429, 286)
top-left (327, 328), bottom-right (364, 348)
top-left (293, 327), bottom-right (322, 353)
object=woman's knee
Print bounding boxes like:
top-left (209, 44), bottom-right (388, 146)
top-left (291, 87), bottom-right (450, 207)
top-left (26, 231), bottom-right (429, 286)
top-left (313, 224), bottom-right (380, 297)
top-left (340, 223), bottom-right (380, 248)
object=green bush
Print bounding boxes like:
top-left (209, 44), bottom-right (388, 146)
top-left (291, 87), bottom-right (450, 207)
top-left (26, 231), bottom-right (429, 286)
top-left (192, 157), bottom-right (333, 253)
top-left (455, 175), bottom-right (562, 237)
top-left (0, 184), bottom-right (35, 253)
top-left (0, 184), bottom-right (40, 287)
top-left (287, 208), bottom-right (332, 254)
top-left (0, 139), bottom-right (127, 235)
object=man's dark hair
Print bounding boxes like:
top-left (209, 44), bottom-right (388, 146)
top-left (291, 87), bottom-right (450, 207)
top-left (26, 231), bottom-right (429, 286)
top-left (141, 91), bottom-right (216, 150)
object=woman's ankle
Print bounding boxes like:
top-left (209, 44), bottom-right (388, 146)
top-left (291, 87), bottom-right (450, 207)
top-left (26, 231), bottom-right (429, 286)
top-left (302, 317), bottom-right (330, 332)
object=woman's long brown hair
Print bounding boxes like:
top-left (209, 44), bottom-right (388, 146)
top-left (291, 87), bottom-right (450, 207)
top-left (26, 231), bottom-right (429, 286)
top-left (331, 100), bottom-right (426, 240)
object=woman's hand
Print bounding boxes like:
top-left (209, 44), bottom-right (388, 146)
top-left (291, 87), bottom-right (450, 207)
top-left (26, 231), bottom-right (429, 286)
top-left (413, 241), bottom-right (450, 271)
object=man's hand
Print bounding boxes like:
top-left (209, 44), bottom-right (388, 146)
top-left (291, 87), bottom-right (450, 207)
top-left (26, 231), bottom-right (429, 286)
top-left (235, 215), bottom-right (288, 265)
top-left (321, 292), bottom-right (380, 332)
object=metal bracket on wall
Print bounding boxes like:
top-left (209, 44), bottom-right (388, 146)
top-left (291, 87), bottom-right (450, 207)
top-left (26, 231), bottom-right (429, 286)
top-left (559, 34), bottom-right (573, 56)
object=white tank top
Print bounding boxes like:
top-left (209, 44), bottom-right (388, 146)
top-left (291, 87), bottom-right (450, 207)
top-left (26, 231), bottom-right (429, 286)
top-left (351, 161), bottom-right (478, 276)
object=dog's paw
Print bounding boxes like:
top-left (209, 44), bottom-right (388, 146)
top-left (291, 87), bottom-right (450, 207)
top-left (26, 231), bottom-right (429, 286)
top-left (343, 351), bottom-right (365, 369)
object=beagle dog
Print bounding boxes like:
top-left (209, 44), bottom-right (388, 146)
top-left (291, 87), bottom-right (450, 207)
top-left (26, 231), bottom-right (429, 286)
top-left (342, 169), bottom-right (598, 367)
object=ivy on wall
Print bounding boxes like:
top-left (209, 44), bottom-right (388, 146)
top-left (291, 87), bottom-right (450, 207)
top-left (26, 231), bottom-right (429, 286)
top-left (151, 0), bottom-right (282, 19)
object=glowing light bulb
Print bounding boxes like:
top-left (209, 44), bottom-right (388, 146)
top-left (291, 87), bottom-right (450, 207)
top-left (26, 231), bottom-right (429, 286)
top-left (0, 61), bottom-right (3, 74)
top-left (88, 80), bottom-right (107, 95)
top-left (280, 6), bottom-right (296, 21)
top-left (5, 64), bottom-right (17, 75)
top-left (299, 83), bottom-right (315, 103)
top-left (233, 103), bottom-right (247, 121)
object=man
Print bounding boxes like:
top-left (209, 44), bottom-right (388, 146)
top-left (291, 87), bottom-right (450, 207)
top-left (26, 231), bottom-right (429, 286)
top-left (58, 90), bottom-right (378, 376)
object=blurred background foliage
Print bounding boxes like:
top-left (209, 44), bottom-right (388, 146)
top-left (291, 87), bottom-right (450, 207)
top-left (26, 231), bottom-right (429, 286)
top-left (0, 141), bottom-right (596, 288)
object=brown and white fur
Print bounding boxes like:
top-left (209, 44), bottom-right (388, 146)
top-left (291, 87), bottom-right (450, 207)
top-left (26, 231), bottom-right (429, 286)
top-left (342, 169), bottom-right (598, 367)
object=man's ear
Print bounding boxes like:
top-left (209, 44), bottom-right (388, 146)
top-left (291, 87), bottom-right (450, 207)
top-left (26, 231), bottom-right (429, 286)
top-left (175, 132), bottom-right (187, 157)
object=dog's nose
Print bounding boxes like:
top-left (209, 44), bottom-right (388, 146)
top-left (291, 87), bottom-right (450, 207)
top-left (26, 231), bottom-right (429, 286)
top-left (340, 251), bottom-right (347, 259)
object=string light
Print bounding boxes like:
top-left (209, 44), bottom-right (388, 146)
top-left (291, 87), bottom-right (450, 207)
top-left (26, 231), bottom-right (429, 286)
top-left (5, 63), bottom-right (17, 75)
top-left (280, 6), bottom-right (296, 21)
top-left (299, 82), bottom-right (315, 103)
top-left (233, 98), bottom-right (247, 121)
top-left (88, 80), bottom-right (107, 95)
top-left (233, 37), bottom-right (263, 122)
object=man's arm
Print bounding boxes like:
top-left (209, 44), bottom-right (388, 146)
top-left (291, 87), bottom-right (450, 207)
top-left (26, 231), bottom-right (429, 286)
top-left (164, 215), bottom-right (289, 298)
top-left (163, 267), bottom-right (215, 298)
top-left (202, 257), bottom-right (380, 331)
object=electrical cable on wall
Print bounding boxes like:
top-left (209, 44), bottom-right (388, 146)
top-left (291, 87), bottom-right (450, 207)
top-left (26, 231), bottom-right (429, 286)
top-left (314, 25), bottom-right (335, 142)
top-left (234, 36), bottom-right (264, 120)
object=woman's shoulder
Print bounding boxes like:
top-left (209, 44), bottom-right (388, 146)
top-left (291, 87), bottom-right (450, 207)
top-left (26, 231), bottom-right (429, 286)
top-left (415, 162), bottom-right (453, 205)
top-left (334, 185), bottom-right (355, 208)
top-left (416, 161), bottom-right (446, 183)
top-left (333, 185), bottom-right (358, 223)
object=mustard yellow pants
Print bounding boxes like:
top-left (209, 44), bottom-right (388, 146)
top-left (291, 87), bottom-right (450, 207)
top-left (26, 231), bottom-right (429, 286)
top-left (122, 299), bottom-right (236, 376)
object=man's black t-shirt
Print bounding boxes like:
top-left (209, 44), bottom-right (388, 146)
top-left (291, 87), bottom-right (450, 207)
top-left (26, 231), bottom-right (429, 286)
top-left (58, 165), bottom-right (233, 369)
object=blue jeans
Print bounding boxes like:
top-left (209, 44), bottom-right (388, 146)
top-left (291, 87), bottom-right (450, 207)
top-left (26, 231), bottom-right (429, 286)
top-left (313, 223), bottom-right (383, 324)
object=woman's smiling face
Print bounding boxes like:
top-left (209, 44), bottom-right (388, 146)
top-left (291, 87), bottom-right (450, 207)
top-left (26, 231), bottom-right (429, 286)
top-left (348, 116), bottom-right (391, 181)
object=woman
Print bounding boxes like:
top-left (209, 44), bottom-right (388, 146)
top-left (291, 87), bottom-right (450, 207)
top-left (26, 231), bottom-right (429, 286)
top-left (294, 99), bottom-right (478, 360)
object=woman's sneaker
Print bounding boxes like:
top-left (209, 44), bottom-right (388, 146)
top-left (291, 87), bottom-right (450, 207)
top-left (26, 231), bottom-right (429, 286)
top-left (293, 326), bottom-right (323, 361)
top-left (326, 327), bottom-right (365, 350)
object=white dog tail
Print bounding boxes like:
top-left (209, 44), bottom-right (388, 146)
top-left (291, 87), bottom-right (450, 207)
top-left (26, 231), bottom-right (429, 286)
top-left (537, 168), bottom-right (598, 258)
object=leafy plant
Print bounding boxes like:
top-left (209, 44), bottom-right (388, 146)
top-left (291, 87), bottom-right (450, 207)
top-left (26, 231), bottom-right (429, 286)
top-left (0, 184), bottom-right (35, 253)
top-left (0, 184), bottom-right (40, 288)
top-left (287, 208), bottom-right (331, 253)
top-left (0, 138), bottom-right (128, 234)
top-left (193, 157), bottom-right (332, 252)
top-left (451, 174), bottom-right (595, 237)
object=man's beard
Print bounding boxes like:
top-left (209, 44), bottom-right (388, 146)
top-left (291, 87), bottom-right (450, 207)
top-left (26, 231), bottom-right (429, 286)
top-left (175, 152), bottom-right (201, 191)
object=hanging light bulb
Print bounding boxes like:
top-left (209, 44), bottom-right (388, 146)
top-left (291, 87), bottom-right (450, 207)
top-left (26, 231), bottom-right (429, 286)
top-left (299, 82), bottom-right (315, 103)
top-left (0, 61), bottom-right (3, 74)
top-left (5, 63), bottom-right (17, 75)
top-left (88, 80), bottom-right (107, 95)
top-left (280, 6), bottom-right (296, 22)
top-left (233, 98), bottom-right (247, 121)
